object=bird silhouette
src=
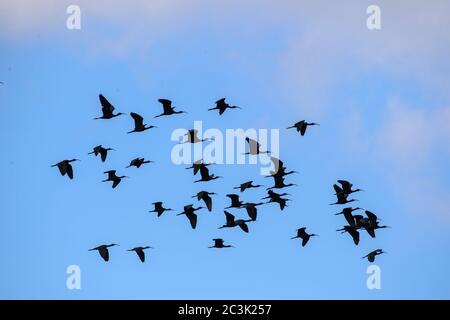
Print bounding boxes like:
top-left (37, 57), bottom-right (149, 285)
top-left (127, 112), bottom-right (157, 133)
top-left (337, 225), bottom-right (360, 245)
top-left (219, 211), bottom-right (252, 233)
top-left (244, 137), bottom-right (270, 155)
top-left (262, 190), bottom-right (290, 210)
top-left (128, 246), bottom-right (153, 262)
top-left (192, 191), bottom-right (216, 212)
top-left (94, 94), bottom-right (124, 120)
top-left (102, 170), bottom-right (128, 188)
top-left (337, 180), bottom-right (363, 195)
top-left (208, 98), bottom-right (241, 115)
top-left (155, 99), bottom-right (187, 117)
top-left (225, 194), bottom-right (243, 209)
top-left (266, 157), bottom-right (298, 177)
top-left (182, 129), bottom-right (209, 144)
top-left (126, 157), bottom-right (153, 168)
top-left (149, 202), bottom-right (173, 217)
top-left (267, 175), bottom-right (297, 190)
top-left (194, 165), bottom-right (222, 182)
top-left (287, 120), bottom-right (319, 136)
top-left (234, 180), bottom-right (264, 192)
top-left (89, 244), bottom-right (119, 262)
top-left (88, 145), bottom-right (114, 162)
top-left (362, 249), bottom-right (386, 263)
top-left (177, 204), bottom-right (204, 229)
top-left (186, 159), bottom-right (214, 175)
top-left (291, 227), bottom-right (318, 247)
top-left (240, 202), bottom-right (264, 221)
top-left (356, 211), bottom-right (390, 238)
top-left (209, 238), bottom-right (234, 248)
top-left (51, 159), bottom-right (80, 179)
top-left (330, 184), bottom-right (358, 205)
top-left (335, 207), bottom-right (363, 227)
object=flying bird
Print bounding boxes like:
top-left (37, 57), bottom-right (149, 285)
top-left (267, 175), bottom-right (297, 190)
top-left (155, 99), bottom-right (187, 117)
top-left (244, 137), bottom-right (270, 155)
top-left (88, 145), bottom-right (114, 162)
top-left (337, 180), bottom-right (363, 195)
top-left (51, 159), bottom-right (80, 180)
top-left (128, 246), bottom-right (153, 262)
top-left (194, 165), bottom-right (222, 182)
top-left (262, 190), bottom-right (290, 210)
top-left (89, 244), bottom-right (119, 262)
top-left (209, 238), bottom-right (234, 248)
top-left (94, 94), bottom-right (124, 120)
top-left (234, 180), bottom-right (264, 192)
top-left (192, 191), bottom-right (216, 212)
top-left (149, 202), bottom-right (173, 217)
top-left (182, 129), bottom-right (209, 143)
top-left (335, 207), bottom-right (363, 227)
top-left (240, 202), bottom-right (264, 221)
top-left (330, 184), bottom-right (358, 205)
top-left (126, 157), bottom-right (153, 168)
top-left (337, 225), bottom-right (360, 245)
top-left (219, 211), bottom-right (252, 233)
top-left (362, 249), bottom-right (386, 263)
top-left (177, 204), bottom-right (204, 229)
top-left (225, 194), bottom-right (243, 209)
top-left (287, 120), bottom-right (319, 136)
top-left (186, 159), bottom-right (214, 175)
top-left (266, 157), bottom-right (298, 177)
top-left (291, 227), bottom-right (318, 247)
top-left (127, 112), bottom-right (157, 134)
top-left (208, 98), bottom-right (241, 115)
top-left (102, 170), bottom-right (128, 188)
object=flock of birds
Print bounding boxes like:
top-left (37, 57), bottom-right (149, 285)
top-left (52, 94), bottom-right (389, 264)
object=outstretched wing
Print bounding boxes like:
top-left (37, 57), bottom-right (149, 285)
top-left (99, 94), bottom-right (114, 115)
top-left (130, 112), bottom-right (144, 127)
top-left (66, 163), bottom-right (74, 179)
top-left (136, 248), bottom-right (145, 262)
top-left (99, 247), bottom-right (109, 262)
top-left (158, 99), bottom-right (173, 113)
top-left (224, 211), bottom-right (235, 224)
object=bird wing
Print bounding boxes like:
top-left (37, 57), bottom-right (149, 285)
top-left (66, 163), bottom-right (74, 179)
top-left (302, 237), bottom-right (309, 247)
top-left (333, 184), bottom-right (344, 194)
top-left (300, 122), bottom-right (307, 136)
top-left (365, 227), bottom-right (376, 238)
top-left (158, 99), bottom-right (172, 113)
top-left (136, 248), bottom-right (145, 262)
top-left (270, 157), bottom-right (283, 174)
top-left (112, 178), bottom-right (120, 189)
top-left (99, 94), bottom-right (115, 114)
top-left (199, 165), bottom-right (210, 179)
top-left (226, 194), bottom-right (239, 205)
top-left (238, 221), bottom-right (249, 233)
top-left (57, 162), bottom-right (67, 176)
top-left (246, 137), bottom-right (260, 154)
top-left (368, 254), bottom-right (375, 263)
top-left (203, 194), bottom-right (213, 212)
top-left (99, 247), bottom-right (109, 261)
top-left (365, 210), bottom-right (378, 223)
top-left (337, 180), bottom-right (352, 192)
top-left (216, 98), bottom-right (226, 105)
top-left (224, 211), bottom-right (235, 224)
top-left (343, 212), bottom-right (356, 227)
top-left (214, 239), bottom-right (224, 247)
top-left (246, 206), bottom-right (257, 221)
top-left (298, 227), bottom-right (307, 238)
top-left (186, 212), bottom-right (197, 229)
top-left (347, 228), bottom-right (360, 245)
top-left (130, 112), bottom-right (144, 127)
top-left (100, 148), bottom-right (107, 162)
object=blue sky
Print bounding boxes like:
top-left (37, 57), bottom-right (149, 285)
top-left (1, 0), bottom-right (450, 299)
